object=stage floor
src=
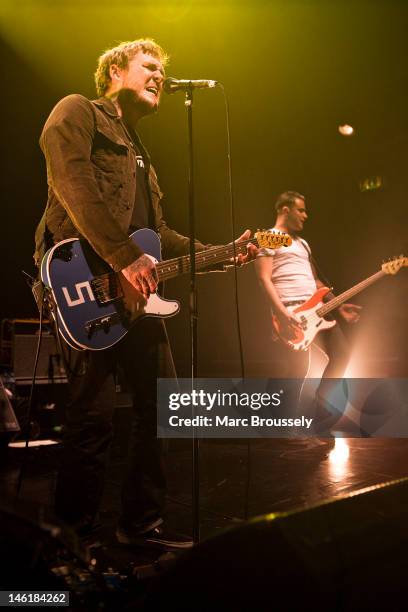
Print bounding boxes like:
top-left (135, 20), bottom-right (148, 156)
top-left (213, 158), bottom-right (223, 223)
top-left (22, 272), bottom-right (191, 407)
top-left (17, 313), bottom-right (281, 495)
top-left (2, 430), bottom-right (408, 585)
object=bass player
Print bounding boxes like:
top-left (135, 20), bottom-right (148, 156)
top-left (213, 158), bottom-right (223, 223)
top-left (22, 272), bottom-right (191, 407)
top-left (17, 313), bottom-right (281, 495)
top-left (255, 191), bottom-right (361, 427)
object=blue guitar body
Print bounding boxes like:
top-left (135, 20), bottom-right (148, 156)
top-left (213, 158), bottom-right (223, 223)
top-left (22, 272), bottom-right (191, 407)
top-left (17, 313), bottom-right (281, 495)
top-left (41, 229), bottom-right (179, 351)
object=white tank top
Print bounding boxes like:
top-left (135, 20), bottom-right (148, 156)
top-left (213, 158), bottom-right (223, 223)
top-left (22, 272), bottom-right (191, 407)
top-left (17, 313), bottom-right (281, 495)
top-left (257, 229), bottom-right (317, 302)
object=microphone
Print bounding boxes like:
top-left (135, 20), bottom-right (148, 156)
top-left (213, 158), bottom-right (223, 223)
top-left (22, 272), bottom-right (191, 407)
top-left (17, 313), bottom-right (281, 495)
top-left (163, 77), bottom-right (219, 94)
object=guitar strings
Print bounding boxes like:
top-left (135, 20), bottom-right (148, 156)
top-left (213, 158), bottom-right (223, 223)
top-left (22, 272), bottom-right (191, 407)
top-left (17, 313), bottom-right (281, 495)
top-left (88, 233), bottom-right (290, 300)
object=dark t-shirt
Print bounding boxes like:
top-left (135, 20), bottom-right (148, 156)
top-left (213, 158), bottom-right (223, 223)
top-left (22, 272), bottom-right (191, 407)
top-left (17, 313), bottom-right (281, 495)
top-left (129, 138), bottom-right (154, 232)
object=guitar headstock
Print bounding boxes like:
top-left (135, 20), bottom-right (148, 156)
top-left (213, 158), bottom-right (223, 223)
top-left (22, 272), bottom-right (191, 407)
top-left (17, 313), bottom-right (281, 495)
top-left (382, 255), bottom-right (407, 275)
top-left (255, 230), bottom-right (292, 249)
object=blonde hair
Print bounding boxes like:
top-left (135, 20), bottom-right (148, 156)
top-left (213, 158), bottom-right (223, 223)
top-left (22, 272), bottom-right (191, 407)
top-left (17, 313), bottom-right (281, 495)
top-left (94, 39), bottom-right (169, 97)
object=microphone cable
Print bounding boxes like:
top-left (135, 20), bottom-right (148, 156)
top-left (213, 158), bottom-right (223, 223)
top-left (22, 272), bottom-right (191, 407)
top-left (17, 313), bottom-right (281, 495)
top-left (218, 83), bottom-right (252, 521)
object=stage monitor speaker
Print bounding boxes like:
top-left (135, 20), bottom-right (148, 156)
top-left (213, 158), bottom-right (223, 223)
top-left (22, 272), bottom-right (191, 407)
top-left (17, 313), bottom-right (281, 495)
top-left (145, 477), bottom-right (408, 610)
top-left (13, 333), bottom-right (67, 385)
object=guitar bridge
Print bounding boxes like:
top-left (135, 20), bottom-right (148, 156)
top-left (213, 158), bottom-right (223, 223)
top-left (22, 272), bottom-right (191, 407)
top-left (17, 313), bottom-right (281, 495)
top-left (299, 315), bottom-right (308, 330)
top-left (85, 313), bottom-right (121, 337)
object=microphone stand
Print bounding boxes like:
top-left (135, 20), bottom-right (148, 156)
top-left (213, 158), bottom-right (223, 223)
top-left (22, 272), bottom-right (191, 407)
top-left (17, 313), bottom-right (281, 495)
top-left (185, 86), bottom-right (200, 544)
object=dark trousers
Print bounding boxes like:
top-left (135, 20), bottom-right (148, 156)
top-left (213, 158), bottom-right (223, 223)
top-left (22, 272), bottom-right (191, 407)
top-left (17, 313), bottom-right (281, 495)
top-left (55, 318), bottom-right (175, 530)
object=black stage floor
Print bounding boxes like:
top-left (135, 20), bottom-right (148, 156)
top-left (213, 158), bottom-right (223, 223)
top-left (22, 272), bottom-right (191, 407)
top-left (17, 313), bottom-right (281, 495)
top-left (2, 420), bottom-right (408, 599)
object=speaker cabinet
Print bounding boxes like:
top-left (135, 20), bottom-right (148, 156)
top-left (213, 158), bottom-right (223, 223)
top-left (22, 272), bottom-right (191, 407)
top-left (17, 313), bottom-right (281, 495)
top-left (146, 477), bottom-right (408, 610)
top-left (1, 319), bottom-right (67, 385)
top-left (13, 333), bottom-right (66, 384)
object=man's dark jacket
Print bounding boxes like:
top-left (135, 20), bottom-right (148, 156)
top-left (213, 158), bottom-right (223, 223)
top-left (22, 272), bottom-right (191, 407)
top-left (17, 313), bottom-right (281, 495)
top-left (34, 94), bottom-right (205, 269)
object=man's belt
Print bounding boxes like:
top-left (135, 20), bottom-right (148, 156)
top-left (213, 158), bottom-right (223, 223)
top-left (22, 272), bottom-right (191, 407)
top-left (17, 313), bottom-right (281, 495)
top-left (283, 300), bottom-right (306, 308)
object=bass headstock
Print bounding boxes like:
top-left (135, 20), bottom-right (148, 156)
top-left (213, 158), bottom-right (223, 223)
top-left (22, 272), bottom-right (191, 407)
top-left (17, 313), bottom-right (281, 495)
top-left (255, 230), bottom-right (292, 249)
top-left (382, 255), bottom-right (407, 275)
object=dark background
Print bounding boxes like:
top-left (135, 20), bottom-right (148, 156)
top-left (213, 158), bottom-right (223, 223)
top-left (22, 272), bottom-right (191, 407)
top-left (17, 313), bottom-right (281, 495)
top-left (2, 0), bottom-right (407, 376)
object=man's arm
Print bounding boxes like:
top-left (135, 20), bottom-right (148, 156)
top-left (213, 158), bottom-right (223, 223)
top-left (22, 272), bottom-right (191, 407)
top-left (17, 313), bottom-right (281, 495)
top-left (154, 198), bottom-right (257, 269)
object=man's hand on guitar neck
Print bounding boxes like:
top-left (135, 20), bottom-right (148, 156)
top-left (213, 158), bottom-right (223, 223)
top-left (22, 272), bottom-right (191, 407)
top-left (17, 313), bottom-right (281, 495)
top-left (122, 254), bottom-right (158, 299)
top-left (316, 277), bottom-right (362, 324)
top-left (228, 229), bottom-right (259, 266)
top-left (338, 303), bottom-right (362, 324)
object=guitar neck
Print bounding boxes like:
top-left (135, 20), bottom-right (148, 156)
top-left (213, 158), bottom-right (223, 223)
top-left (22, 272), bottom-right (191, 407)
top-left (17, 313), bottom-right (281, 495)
top-left (156, 238), bottom-right (258, 282)
top-left (317, 270), bottom-right (385, 317)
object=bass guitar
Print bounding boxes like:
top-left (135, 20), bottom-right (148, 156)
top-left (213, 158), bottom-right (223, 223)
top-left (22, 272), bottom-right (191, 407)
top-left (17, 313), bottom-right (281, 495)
top-left (272, 256), bottom-right (407, 351)
top-left (41, 228), bottom-right (291, 351)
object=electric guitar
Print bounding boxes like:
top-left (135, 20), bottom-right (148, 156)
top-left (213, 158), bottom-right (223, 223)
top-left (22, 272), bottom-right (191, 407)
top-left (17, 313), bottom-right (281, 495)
top-left (272, 256), bottom-right (407, 351)
top-left (41, 228), bottom-right (291, 351)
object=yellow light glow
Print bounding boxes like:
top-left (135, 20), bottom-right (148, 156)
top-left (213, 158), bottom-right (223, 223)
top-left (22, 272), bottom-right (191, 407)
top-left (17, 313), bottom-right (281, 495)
top-left (338, 124), bottom-right (354, 136)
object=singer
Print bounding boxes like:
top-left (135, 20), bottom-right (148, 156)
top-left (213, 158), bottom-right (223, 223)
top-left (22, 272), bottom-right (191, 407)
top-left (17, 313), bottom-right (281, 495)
top-left (33, 39), bottom-right (257, 550)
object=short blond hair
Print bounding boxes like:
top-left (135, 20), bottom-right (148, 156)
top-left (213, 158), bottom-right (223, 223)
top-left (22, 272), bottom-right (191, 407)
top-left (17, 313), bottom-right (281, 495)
top-left (94, 39), bottom-right (169, 97)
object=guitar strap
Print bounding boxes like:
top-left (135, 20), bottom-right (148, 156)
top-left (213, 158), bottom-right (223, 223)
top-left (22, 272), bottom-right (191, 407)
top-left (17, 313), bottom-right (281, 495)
top-left (299, 237), bottom-right (346, 324)
top-left (299, 238), bottom-right (334, 291)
